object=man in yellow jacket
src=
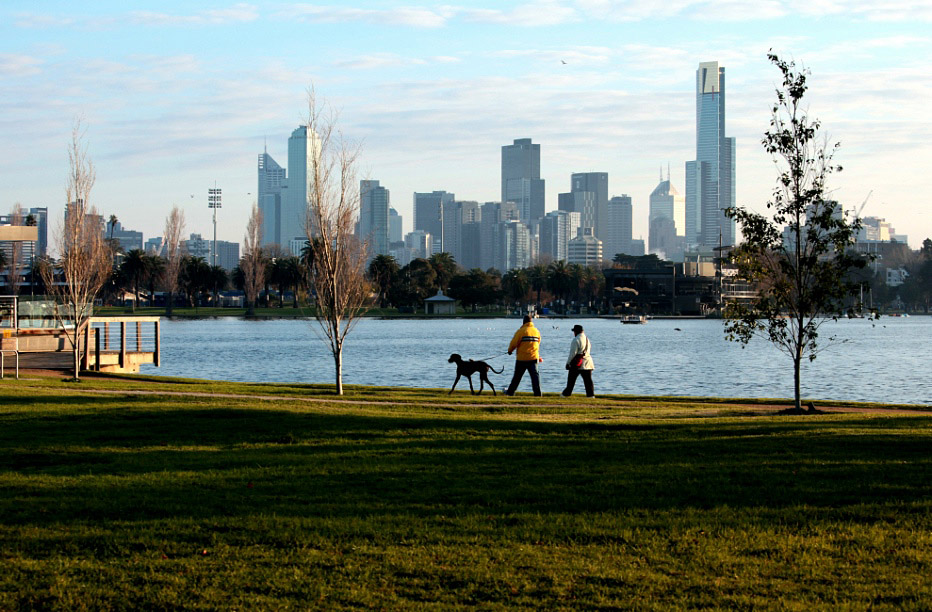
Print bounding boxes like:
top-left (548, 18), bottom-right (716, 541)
top-left (505, 315), bottom-right (542, 396)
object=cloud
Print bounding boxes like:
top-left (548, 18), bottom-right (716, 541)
top-left (286, 4), bottom-right (452, 27)
top-left (460, 1), bottom-right (580, 26)
top-left (12, 13), bottom-right (77, 28)
top-left (129, 3), bottom-right (259, 26)
top-left (0, 53), bottom-right (44, 77)
top-left (492, 46), bottom-right (613, 65)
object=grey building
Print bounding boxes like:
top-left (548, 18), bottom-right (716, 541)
top-left (501, 138), bottom-right (545, 224)
top-left (568, 227), bottom-right (603, 267)
top-left (558, 191), bottom-right (596, 232)
top-left (413, 190), bottom-right (455, 253)
top-left (570, 172), bottom-right (608, 241)
top-left (388, 207), bottom-right (403, 243)
top-left (358, 180), bottom-right (390, 259)
top-left (109, 221), bottom-right (144, 253)
top-left (540, 209), bottom-right (581, 262)
top-left (258, 148), bottom-right (286, 247)
top-left (606, 195), bottom-right (633, 259)
top-left (479, 201), bottom-right (520, 271)
top-left (685, 61), bottom-right (736, 249)
top-left (281, 125), bottom-right (321, 247)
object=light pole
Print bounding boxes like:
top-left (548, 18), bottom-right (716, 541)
top-left (208, 184), bottom-right (222, 267)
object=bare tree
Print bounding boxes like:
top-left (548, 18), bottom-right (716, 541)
top-left (304, 88), bottom-right (371, 395)
top-left (162, 205), bottom-right (186, 316)
top-left (5, 203), bottom-right (25, 296)
top-left (40, 119), bottom-right (112, 380)
top-left (241, 203), bottom-right (265, 316)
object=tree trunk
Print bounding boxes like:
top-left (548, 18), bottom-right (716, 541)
top-left (166, 291), bottom-right (173, 317)
top-left (334, 348), bottom-right (343, 395)
top-left (793, 353), bottom-right (802, 412)
top-left (73, 344), bottom-right (80, 380)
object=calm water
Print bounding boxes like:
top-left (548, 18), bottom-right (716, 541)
top-left (144, 316), bottom-right (931, 405)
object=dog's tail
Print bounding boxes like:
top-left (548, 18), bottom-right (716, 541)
top-left (489, 364), bottom-right (504, 374)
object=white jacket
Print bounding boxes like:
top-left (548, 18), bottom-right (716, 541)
top-left (566, 332), bottom-right (594, 370)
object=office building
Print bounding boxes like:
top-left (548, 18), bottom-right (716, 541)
top-left (606, 195), bottom-right (633, 259)
top-left (649, 169), bottom-right (685, 235)
top-left (567, 227), bottom-right (603, 267)
top-left (358, 180), bottom-right (390, 259)
top-left (558, 191), bottom-right (596, 232)
top-left (685, 61), bottom-right (735, 249)
top-left (501, 138), bottom-right (545, 224)
top-left (479, 201), bottom-right (520, 271)
top-left (570, 172), bottom-right (608, 240)
top-left (539, 210), bottom-right (581, 262)
top-left (413, 190), bottom-right (455, 253)
top-left (281, 125), bottom-right (322, 246)
top-left (388, 207), bottom-right (403, 243)
top-left (109, 221), bottom-right (144, 253)
top-left (258, 148), bottom-right (286, 247)
top-left (405, 230), bottom-right (433, 260)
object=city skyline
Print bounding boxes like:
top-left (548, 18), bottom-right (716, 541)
top-left (1, 1), bottom-right (930, 252)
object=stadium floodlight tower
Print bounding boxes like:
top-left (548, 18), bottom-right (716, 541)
top-left (208, 184), bottom-right (222, 267)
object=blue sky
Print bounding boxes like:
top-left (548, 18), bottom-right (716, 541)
top-left (2, 1), bottom-right (930, 250)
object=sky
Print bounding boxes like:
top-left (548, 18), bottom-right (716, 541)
top-left (2, 0), bottom-right (931, 253)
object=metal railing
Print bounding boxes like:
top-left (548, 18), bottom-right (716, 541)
top-left (81, 317), bottom-right (161, 371)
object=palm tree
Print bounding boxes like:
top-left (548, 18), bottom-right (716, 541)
top-left (368, 254), bottom-right (399, 308)
top-left (143, 254), bottom-right (165, 307)
top-left (528, 263), bottom-right (548, 309)
top-left (108, 214), bottom-right (118, 240)
top-left (501, 268), bottom-right (530, 311)
top-left (180, 256), bottom-right (211, 311)
top-left (208, 265), bottom-right (229, 306)
top-left (428, 252), bottom-right (457, 292)
top-left (119, 249), bottom-right (146, 312)
top-left (547, 260), bottom-right (574, 313)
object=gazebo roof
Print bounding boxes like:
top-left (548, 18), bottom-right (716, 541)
top-left (424, 289), bottom-right (455, 302)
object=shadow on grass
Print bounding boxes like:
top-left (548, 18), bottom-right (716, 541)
top-left (2, 402), bottom-right (931, 528)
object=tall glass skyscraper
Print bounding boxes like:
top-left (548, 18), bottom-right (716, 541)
top-left (501, 139), bottom-right (545, 224)
top-left (281, 125), bottom-right (321, 248)
top-left (257, 148), bottom-right (286, 247)
top-left (685, 61), bottom-right (735, 249)
top-left (358, 180), bottom-right (390, 260)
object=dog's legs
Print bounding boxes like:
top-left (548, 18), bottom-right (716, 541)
top-left (467, 375), bottom-right (475, 395)
top-left (450, 374), bottom-right (461, 394)
top-left (483, 374), bottom-right (496, 396)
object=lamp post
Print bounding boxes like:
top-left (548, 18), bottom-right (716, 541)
top-left (208, 184), bottom-right (222, 267)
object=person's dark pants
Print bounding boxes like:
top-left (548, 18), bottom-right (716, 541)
top-left (562, 368), bottom-right (594, 397)
top-left (506, 360), bottom-right (541, 396)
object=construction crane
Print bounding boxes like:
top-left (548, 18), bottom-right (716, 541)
top-left (855, 190), bottom-right (872, 219)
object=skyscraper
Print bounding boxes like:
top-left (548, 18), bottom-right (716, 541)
top-left (565, 172), bottom-right (608, 241)
top-left (685, 61), bottom-right (735, 249)
top-left (281, 125), bottom-right (321, 249)
top-left (358, 180), bottom-right (390, 259)
top-left (258, 148), bottom-right (286, 247)
top-left (606, 195), bottom-right (633, 259)
top-left (649, 168), bottom-right (685, 258)
top-left (413, 190), bottom-right (455, 253)
top-left (540, 210), bottom-right (581, 262)
top-left (501, 139), bottom-right (545, 224)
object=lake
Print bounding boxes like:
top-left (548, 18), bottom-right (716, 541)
top-left (143, 316), bottom-right (931, 405)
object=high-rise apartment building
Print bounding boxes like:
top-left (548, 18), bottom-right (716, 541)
top-left (258, 148), bottom-right (286, 247)
top-left (568, 227), bottom-right (603, 267)
top-left (606, 195), bottom-right (633, 259)
top-left (358, 180), bottom-right (390, 259)
top-left (501, 139), bottom-right (545, 224)
top-left (413, 190), bottom-right (455, 253)
top-left (685, 61), bottom-right (735, 249)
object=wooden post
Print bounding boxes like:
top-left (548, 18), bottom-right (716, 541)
top-left (120, 321), bottom-right (126, 369)
top-left (104, 323), bottom-right (110, 350)
top-left (136, 321), bottom-right (142, 352)
top-left (154, 320), bottom-right (160, 367)
top-left (95, 328), bottom-right (101, 371)
top-left (81, 323), bottom-right (90, 370)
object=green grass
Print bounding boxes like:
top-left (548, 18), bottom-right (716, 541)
top-left (1, 376), bottom-right (930, 610)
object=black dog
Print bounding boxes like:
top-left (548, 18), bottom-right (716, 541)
top-left (448, 354), bottom-right (503, 395)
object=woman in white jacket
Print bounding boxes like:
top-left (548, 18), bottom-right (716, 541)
top-left (562, 324), bottom-right (594, 397)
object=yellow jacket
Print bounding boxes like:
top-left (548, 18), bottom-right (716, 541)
top-left (508, 322), bottom-right (541, 361)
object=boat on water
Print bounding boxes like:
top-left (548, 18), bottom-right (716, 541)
top-left (620, 315), bottom-right (648, 324)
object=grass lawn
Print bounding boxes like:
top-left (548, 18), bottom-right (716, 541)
top-left (1, 376), bottom-right (930, 610)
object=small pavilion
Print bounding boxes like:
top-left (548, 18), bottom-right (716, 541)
top-left (424, 289), bottom-right (456, 315)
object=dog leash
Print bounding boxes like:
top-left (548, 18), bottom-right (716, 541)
top-left (475, 350), bottom-right (509, 362)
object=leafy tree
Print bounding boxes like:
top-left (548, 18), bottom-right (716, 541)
top-left (579, 265), bottom-right (605, 311)
top-left (921, 238), bottom-right (932, 260)
top-left (143, 253), bottom-right (165, 307)
top-left (120, 249), bottom-right (146, 312)
top-left (208, 265), bottom-right (229, 306)
top-left (448, 268), bottom-right (501, 311)
top-left (180, 256), bottom-right (211, 310)
top-left (724, 54), bottom-right (867, 412)
top-left (368, 254), bottom-right (399, 308)
top-left (241, 204), bottom-right (265, 316)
